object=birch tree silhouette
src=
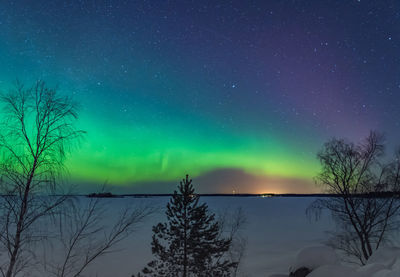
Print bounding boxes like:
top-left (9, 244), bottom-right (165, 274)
top-left (308, 131), bottom-right (400, 264)
top-left (0, 81), bottom-right (153, 277)
top-left (0, 80), bottom-right (84, 277)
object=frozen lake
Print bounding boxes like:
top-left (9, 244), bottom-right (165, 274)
top-left (81, 196), bottom-right (334, 277)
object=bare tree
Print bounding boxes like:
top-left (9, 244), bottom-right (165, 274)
top-left (218, 207), bottom-right (247, 277)
top-left (41, 196), bottom-right (153, 277)
top-left (308, 131), bottom-right (400, 264)
top-left (0, 81), bottom-right (84, 277)
top-left (0, 81), bottom-right (154, 277)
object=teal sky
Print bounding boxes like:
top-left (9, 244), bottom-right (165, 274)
top-left (1, 1), bottom-right (399, 193)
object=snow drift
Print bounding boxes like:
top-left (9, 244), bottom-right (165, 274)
top-left (270, 246), bottom-right (400, 277)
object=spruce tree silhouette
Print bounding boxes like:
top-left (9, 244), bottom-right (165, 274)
top-left (134, 175), bottom-right (236, 277)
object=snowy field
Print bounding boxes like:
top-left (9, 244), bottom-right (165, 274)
top-left (82, 196), bottom-right (334, 277)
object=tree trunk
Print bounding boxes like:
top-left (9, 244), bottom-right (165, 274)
top-left (183, 203), bottom-right (188, 277)
top-left (6, 198), bottom-right (27, 277)
top-left (6, 166), bottom-right (35, 277)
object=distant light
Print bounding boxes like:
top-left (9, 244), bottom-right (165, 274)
top-left (260, 193), bottom-right (274, 198)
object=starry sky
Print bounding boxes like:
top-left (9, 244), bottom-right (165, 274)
top-left (0, 0), bottom-right (399, 193)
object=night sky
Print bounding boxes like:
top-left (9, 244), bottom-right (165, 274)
top-left (0, 1), bottom-right (399, 193)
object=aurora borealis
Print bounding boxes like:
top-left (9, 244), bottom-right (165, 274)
top-left (0, 1), bottom-right (399, 193)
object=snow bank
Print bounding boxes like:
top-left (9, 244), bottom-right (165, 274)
top-left (373, 269), bottom-right (400, 277)
top-left (292, 246), bottom-right (339, 271)
top-left (367, 247), bottom-right (400, 267)
top-left (270, 246), bottom-right (400, 277)
top-left (308, 264), bottom-right (366, 277)
top-left (358, 263), bottom-right (390, 275)
top-left (366, 247), bottom-right (400, 277)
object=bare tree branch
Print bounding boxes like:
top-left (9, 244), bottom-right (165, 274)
top-left (308, 131), bottom-right (400, 264)
top-left (0, 81), bottom-right (84, 277)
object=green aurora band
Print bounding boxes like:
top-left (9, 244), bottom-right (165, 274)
top-left (4, 1), bottom-right (397, 193)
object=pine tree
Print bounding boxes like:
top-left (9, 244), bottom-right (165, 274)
top-left (134, 175), bottom-right (236, 277)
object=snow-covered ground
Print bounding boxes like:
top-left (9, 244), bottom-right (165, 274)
top-left (83, 196), bottom-right (335, 276)
top-left (80, 196), bottom-right (400, 276)
top-left (287, 245), bottom-right (400, 277)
